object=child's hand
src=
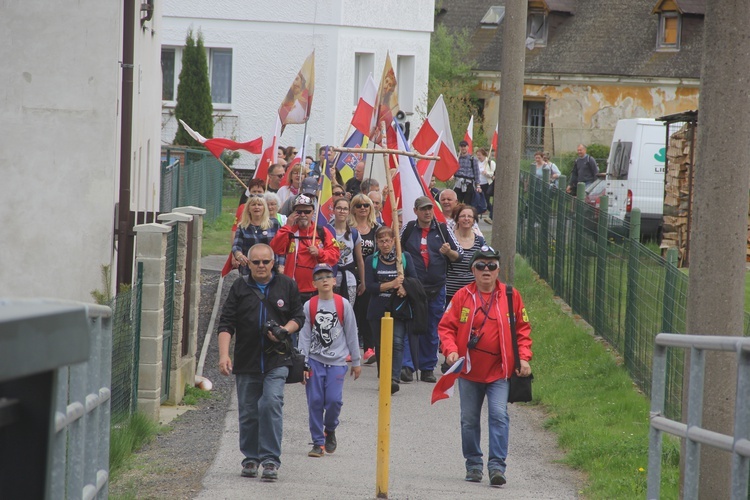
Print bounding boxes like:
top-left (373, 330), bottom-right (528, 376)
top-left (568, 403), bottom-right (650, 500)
top-left (350, 366), bottom-right (361, 380)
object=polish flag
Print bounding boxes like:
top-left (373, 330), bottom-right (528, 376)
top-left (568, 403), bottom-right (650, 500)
top-left (411, 95), bottom-right (458, 181)
top-left (464, 115), bottom-right (473, 154)
top-left (254, 115), bottom-right (283, 181)
top-left (417, 132), bottom-right (443, 187)
top-left (491, 123), bottom-right (498, 151)
top-left (431, 357), bottom-right (465, 404)
top-left (351, 73), bottom-right (377, 136)
top-left (287, 135), bottom-right (307, 170)
top-left (179, 120), bottom-right (262, 158)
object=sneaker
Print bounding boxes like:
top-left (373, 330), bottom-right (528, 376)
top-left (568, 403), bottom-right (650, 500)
top-left (261, 463), bottom-right (278, 481)
top-left (324, 431), bottom-right (337, 454)
top-left (391, 380), bottom-right (400, 394)
top-left (420, 370), bottom-right (437, 383)
top-left (308, 445), bottom-right (325, 458)
top-left (489, 470), bottom-right (506, 487)
top-left (484, 216), bottom-right (493, 224)
top-left (465, 469), bottom-right (483, 483)
top-left (400, 367), bottom-right (414, 383)
top-left (363, 348), bottom-right (376, 364)
top-left (241, 461), bottom-right (258, 478)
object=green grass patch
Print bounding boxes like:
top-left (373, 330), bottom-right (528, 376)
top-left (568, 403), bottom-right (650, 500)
top-left (182, 384), bottom-right (213, 406)
top-left (201, 195), bottom-right (238, 257)
top-left (513, 256), bottom-right (680, 498)
top-left (109, 413), bottom-right (164, 481)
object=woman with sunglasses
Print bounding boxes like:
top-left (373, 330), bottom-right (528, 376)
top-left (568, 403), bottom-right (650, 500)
top-left (277, 164), bottom-right (302, 206)
top-left (348, 193), bottom-right (380, 364)
top-left (232, 196), bottom-right (283, 276)
top-left (331, 198), bottom-right (365, 306)
top-left (365, 226), bottom-right (417, 394)
top-left (445, 204), bottom-right (486, 304)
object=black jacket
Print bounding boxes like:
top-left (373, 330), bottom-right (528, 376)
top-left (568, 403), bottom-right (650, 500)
top-left (218, 273), bottom-right (305, 374)
top-left (402, 276), bottom-right (428, 335)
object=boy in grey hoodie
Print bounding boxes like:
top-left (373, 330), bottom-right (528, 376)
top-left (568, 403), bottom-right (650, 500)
top-left (299, 264), bottom-right (361, 457)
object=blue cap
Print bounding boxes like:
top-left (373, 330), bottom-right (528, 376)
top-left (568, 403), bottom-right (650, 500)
top-left (312, 263), bottom-right (335, 276)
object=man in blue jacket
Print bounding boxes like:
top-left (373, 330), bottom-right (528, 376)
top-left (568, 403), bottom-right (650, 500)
top-left (400, 196), bottom-right (462, 382)
top-left (217, 243), bottom-right (305, 482)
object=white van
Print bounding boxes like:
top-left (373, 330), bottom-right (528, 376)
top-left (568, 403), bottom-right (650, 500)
top-left (605, 118), bottom-right (667, 238)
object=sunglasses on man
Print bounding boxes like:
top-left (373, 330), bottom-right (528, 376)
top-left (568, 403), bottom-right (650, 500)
top-left (473, 261), bottom-right (499, 271)
top-left (296, 209), bottom-right (313, 215)
top-left (250, 259), bottom-right (273, 266)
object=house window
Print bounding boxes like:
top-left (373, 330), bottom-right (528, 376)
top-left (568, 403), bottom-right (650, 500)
top-left (527, 12), bottom-right (548, 47)
top-left (480, 6), bottom-right (505, 28)
top-left (354, 53), bottom-right (375, 106)
top-left (523, 101), bottom-right (545, 158)
top-left (657, 12), bottom-right (681, 50)
top-left (397, 55), bottom-right (415, 114)
top-left (161, 46), bottom-right (233, 106)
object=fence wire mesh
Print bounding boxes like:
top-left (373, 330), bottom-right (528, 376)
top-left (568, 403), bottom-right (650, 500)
top-left (109, 262), bottom-right (142, 422)
top-left (161, 147), bottom-right (223, 224)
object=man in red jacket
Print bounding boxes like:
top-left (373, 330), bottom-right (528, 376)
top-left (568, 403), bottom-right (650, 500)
top-left (438, 246), bottom-right (532, 487)
top-left (270, 193), bottom-right (340, 304)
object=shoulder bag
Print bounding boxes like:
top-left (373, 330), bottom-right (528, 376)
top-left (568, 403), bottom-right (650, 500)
top-left (505, 285), bottom-right (534, 403)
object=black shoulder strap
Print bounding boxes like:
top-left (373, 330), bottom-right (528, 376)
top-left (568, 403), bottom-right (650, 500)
top-left (401, 220), bottom-right (417, 246)
top-left (505, 284), bottom-right (520, 372)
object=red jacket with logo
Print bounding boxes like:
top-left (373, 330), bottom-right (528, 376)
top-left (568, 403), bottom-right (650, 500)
top-left (270, 224), bottom-right (340, 293)
top-left (438, 281), bottom-right (532, 383)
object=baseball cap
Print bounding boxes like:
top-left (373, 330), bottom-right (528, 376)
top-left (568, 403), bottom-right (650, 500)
top-left (312, 263), bottom-right (336, 276)
top-left (469, 245), bottom-right (501, 267)
top-left (293, 193), bottom-right (315, 208)
top-left (459, 140), bottom-right (469, 147)
top-left (300, 177), bottom-right (318, 195)
top-left (414, 196), bottom-right (434, 209)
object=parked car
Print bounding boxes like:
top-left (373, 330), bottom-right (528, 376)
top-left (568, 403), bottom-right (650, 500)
top-left (584, 177), bottom-right (627, 240)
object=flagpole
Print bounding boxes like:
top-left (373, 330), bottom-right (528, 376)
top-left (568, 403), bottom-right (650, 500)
top-left (310, 147), bottom-right (328, 248)
top-left (334, 147), bottom-right (439, 161)
top-left (220, 157), bottom-right (249, 191)
top-left (380, 121), bottom-right (403, 277)
top-left (300, 120), bottom-right (310, 176)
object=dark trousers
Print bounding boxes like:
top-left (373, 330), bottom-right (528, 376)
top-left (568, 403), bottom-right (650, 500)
top-left (456, 182), bottom-right (475, 205)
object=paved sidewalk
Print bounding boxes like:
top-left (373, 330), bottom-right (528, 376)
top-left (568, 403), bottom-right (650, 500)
top-left (196, 364), bottom-right (581, 499)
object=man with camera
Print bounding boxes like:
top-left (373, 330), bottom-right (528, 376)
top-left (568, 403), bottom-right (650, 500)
top-left (217, 243), bottom-right (305, 482)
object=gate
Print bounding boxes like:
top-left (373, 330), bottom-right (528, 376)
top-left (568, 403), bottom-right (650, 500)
top-left (647, 333), bottom-right (750, 499)
top-left (161, 224), bottom-right (178, 403)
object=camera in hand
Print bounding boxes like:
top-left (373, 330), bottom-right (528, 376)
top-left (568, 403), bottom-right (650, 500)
top-left (264, 320), bottom-right (289, 342)
top-left (467, 331), bottom-right (481, 350)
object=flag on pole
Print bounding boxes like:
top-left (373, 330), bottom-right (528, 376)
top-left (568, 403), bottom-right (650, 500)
top-left (491, 124), bottom-right (498, 151)
top-left (351, 73), bottom-right (377, 136)
top-left (317, 148), bottom-right (336, 223)
top-left (417, 132), bottom-right (443, 186)
top-left (254, 115), bottom-right (282, 181)
top-left (279, 51), bottom-right (315, 127)
top-left (179, 119), bottom-right (262, 158)
top-left (464, 115), bottom-right (474, 154)
top-left (431, 357), bottom-right (465, 404)
top-left (411, 95), bottom-right (458, 181)
top-left (334, 131), bottom-right (369, 184)
top-left (370, 53), bottom-right (399, 147)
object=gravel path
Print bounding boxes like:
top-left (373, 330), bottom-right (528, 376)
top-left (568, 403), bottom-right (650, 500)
top-left (109, 270), bottom-right (238, 500)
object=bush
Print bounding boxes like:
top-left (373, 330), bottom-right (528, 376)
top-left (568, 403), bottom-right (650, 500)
top-left (559, 143), bottom-right (610, 179)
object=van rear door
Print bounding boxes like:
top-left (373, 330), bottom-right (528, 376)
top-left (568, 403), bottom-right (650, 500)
top-left (605, 140), bottom-right (632, 220)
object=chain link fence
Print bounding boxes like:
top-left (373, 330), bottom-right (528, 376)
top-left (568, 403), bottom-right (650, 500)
top-left (161, 147), bottom-right (223, 224)
top-left (518, 171), bottom-right (750, 421)
top-left (110, 263), bottom-right (143, 423)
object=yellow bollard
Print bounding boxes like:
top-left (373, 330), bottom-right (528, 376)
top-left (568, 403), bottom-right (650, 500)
top-left (376, 312), bottom-right (394, 498)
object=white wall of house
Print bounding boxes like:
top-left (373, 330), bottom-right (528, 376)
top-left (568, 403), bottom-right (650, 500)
top-left (0, 1), bottom-right (164, 301)
top-left (161, 0), bottom-right (433, 170)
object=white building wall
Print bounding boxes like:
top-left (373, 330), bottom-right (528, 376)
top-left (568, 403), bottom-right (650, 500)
top-left (0, 1), bottom-right (122, 301)
top-left (161, 0), bottom-right (433, 170)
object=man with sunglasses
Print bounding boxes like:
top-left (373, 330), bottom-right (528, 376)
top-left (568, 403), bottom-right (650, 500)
top-left (271, 194), bottom-right (340, 304)
top-left (266, 164), bottom-right (286, 193)
top-left (438, 246), bottom-right (533, 487)
top-left (217, 243), bottom-right (306, 482)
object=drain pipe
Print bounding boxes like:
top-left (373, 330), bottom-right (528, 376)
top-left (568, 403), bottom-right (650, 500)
top-left (117, 0), bottom-right (135, 287)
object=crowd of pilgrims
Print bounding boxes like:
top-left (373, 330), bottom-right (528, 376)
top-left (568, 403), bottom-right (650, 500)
top-left (229, 143), bottom-right (495, 393)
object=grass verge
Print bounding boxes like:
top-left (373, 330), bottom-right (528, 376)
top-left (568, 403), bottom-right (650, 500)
top-left (182, 384), bottom-right (213, 406)
top-left (110, 413), bottom-right (164, 481)
top-left (513, 256), bottom-right (680, 498)
top-left (201, 195), bottom-right (237, 257)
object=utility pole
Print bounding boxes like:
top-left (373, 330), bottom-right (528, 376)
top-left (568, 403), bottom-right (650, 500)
top-left (492, 0), bottom-right (527, 283)
top-left (685, 1), bottom-right (750, 497)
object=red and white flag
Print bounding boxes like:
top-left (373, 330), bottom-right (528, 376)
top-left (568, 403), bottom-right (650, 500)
top-left (411, 95), bottom-right (458, 182)
top-left (254, 115), bottom-right (283, 181)
top-left (417, 132), bottom-right (443, 186)
top-left (491, 123), bottom-right (498, 152)
top-left (431, 357), bottom-right (465, 404)
top-left (179, 119), bottom-right (262, 158)
top-left (351, 73), bottom-right (377, 136)
top-left (464, 115), bottom-right (474, 154)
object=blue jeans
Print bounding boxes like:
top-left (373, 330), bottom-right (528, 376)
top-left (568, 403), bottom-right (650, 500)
top-left (235, 366), bottom-right (289, 468)
top-left (370, 319), bottom-right (406, 382)
top-left (458, 377), bottom-right (510, 473)
top-left (305, 359), bottom-right (348, 445)
top-left (402, 286), bottom-right (445, 372)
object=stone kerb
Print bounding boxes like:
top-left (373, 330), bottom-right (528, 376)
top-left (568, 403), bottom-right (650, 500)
top-left (133, 222), bottom-right (171, 421)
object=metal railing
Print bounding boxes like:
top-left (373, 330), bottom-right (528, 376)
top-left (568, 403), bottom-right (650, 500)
top-left (161, 147), bottom-right (222, 224)
top-left (647, 334), bottom-right (750, 499)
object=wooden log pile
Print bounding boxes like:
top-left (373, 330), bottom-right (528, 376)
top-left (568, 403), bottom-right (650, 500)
top-left (660, 123), bottom-right (696, 265)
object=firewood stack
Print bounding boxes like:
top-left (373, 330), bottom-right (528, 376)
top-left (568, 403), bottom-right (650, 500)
top-left (660, 123), bottom-right (696, 266)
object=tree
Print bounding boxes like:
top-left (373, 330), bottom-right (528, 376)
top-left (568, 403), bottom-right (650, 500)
top-left (173, 29), bottom-right (213, 147)
top-left (427, 24), bottom-right (488, 148)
